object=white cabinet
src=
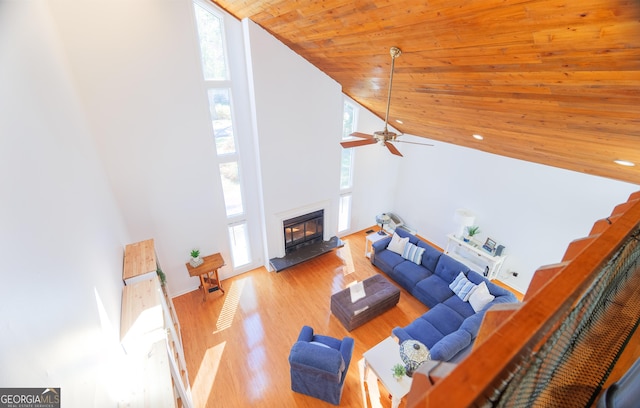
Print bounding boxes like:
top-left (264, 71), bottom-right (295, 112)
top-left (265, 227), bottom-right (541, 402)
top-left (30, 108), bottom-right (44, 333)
top-left (444, 234), bottom-right (506, 280)
top-left (120, 240), bottom-right (193, 408)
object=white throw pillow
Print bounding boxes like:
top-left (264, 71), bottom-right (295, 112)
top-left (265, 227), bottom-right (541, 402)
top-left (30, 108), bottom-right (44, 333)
top-left (387, 232), bottom-right (409, 255)
top-left (469, 281), bottom-right (495, 313)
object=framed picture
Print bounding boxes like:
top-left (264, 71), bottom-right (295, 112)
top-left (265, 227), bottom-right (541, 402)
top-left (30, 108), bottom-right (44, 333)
top-left (483, 238), bottom-right (496, 253)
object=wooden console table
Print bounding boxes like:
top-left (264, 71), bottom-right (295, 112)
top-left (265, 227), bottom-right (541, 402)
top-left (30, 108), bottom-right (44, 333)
top-left (185, 253), bottom-right (225, 301)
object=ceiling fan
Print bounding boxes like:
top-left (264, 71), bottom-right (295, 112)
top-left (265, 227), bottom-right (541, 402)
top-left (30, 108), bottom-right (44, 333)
top-left (340, 46), bottom-right (433, 157)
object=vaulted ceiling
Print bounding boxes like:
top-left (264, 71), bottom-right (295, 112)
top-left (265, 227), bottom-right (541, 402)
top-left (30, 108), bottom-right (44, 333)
top-left (212, 0), bottom-right (640, 184)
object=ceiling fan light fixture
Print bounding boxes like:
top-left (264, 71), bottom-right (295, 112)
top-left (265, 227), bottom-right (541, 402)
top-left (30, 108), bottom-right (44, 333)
top-left (614, 159), bottom-right (635, 167)
top-left (340, 46), bottom-right (431, 156)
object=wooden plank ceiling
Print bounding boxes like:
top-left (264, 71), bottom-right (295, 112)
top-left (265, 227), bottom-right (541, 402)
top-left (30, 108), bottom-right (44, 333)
top-left (212, 0), bottom-right (640, 184)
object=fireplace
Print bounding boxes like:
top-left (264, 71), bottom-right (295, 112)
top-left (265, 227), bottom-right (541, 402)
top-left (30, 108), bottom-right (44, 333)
top-left (283, 209), bottom-right (324, 254)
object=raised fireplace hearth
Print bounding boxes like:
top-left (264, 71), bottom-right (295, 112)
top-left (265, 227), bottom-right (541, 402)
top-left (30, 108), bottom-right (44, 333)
top-left (269, 208), bottom-right (343, 272)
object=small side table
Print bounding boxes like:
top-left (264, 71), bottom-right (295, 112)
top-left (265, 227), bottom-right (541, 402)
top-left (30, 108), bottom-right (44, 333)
top-left (360, 336), bottom-right (412, 408)
top-left (185, 253), bottom-right (225, 301)
top-left (365, 231), bottom-right (388, 258)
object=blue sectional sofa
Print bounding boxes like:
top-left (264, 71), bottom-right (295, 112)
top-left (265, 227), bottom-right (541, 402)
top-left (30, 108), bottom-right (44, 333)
top-left (371, 228), bottom-right (518, 362)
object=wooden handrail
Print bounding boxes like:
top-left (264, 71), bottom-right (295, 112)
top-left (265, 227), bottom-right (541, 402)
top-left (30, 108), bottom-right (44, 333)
top-left (408, 193), bottom-right (640, 407)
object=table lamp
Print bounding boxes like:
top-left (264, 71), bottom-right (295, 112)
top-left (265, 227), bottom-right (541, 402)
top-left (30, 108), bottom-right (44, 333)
top-left (454, 209), bottom-right (475, 239)
top-left (399, 339), bottom-right (430, 377)
top-left (375, 213), bottom-right (391, 235)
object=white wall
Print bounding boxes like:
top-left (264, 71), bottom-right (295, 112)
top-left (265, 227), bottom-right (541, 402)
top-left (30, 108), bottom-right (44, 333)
top-left (2, 0), bottom-right (637, 403)
top-left (48, 0), bottom-right (239, 295)
top-left (243, 20), bottom-right (344, 260)
top-left (345, 98), bottom-right (401, 234)
top-left (385, 134), bottom-right (638, 293)
top-left (0, 1), bottom-right (128, 404)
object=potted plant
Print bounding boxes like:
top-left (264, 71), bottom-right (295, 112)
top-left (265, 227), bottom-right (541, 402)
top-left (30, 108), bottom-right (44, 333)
top-left (392, 363), bottom-right (406, 380)
top-left (156, 267), bottom-right (167, 286)
top-left (190, 249), bottom-right (203, 267)
top-left (464, 225), bottom-right (481, 242)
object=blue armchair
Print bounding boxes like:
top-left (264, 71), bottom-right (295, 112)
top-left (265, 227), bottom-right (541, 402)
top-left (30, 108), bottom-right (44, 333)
top-left (288, 325), bottom-right (355, 405)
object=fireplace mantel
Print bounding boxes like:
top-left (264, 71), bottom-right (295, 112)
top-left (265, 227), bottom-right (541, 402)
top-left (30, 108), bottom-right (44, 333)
top-left (272, 201), bottom-right (332, 259)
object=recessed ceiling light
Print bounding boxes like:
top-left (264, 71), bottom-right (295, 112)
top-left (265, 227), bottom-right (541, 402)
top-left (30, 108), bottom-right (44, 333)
top-left (472, 134), bottom-right (484, 140)
top-left (395, 119), bottom-right (403, 124)
top-left (614, 159), bottom-right (635, 167)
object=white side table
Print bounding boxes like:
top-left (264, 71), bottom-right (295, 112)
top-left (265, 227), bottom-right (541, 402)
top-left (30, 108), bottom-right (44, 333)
top-left (365, 232), bottom-right (388, 258)
top-left (360, 337), bottom-right (412, 408)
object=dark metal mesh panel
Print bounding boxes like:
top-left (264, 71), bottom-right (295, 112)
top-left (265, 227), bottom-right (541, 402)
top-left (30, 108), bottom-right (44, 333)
top-left (486, 231), bottom-right (640, 408)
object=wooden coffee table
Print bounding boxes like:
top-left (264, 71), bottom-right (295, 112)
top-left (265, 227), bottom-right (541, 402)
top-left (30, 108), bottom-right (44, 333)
top-left (360, 336), bottom-right (413, 408)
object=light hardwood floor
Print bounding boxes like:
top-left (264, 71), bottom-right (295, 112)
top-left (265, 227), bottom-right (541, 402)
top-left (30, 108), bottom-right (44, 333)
top-left (173, 228), bottom-right (429, 407)
top-left (174, 227), bottom-right (640, 407)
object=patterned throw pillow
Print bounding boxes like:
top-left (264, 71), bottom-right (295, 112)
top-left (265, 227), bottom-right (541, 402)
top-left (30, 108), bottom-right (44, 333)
top-left (449, 271), bottom-right (478, 301)
top-left (402, 242), bottom-right (426, 265)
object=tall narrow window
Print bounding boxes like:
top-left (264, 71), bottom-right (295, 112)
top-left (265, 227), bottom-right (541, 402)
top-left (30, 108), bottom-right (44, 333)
top-left (219, 161), bottom-right (243, 217)
top-left (338, 100), bottom-right (356, 233)
top-left (340, 102), bottom-right (355, 190)
top-left (194, 2), bottom-right (228, 81)
top-left (228, 223), bottom-right (250, 267)
top-left (194, 1), bottom-right (251, 269)
top-left (207, 88), bottom-right (236, 154)
top-left (338, 194), bottom-right (352, 232)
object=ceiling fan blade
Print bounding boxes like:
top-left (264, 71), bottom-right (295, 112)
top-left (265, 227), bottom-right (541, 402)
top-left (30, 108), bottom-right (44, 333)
top-left (385, 141), bottom-right (403, 157)
top-left (349, 132), bottom-right (375, 139)
top-left (396, 140), bottom-right (434, 146)
top-left (341, 138), bottom-right (378, 148)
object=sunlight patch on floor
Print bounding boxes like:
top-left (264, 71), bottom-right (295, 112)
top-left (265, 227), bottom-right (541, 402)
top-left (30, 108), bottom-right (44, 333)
top-left (192, 341), bottom-right (225, 407)
top-left (213, 278), bottom-right (247, 334)
top-left (337, 239), bottom-right (355, 275)
top-left (241, 311), bottom-right (269, 402)
top-left (247, 344), bottom-right (269, 402)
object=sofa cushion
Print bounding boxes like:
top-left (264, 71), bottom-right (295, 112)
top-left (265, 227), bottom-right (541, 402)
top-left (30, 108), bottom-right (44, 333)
top-left (373, 249), bottom-right (405, 275)
top-left (388, 232), bottom-right (409, 255)
top-left (414, 275), bottom-right (454, 308)
top-left (392, 261), bottom-right (432, 292)
top-left (469, 281), bottom-right (495, 313)
top-left (396, 317), bottom-right (446, 348)
top-left (395, 227), bottom-right (420, 245)
top-left (402, 242), bottom-right (425, 265)
top-left (430, 330), bottom-right (473, 362)
top-left (434, 254), bottom-right (470, 283)
top-left (417, 241), bottom-right (442, 272)
top-left (460, 312), bottom-right (485, 338)
top-left (466, 270), bottom-right (487, 285)
top-left (442, 295), bottom-right (475, 318)
top-left (422, 304), bottom-right (466, 336)
top-left (467, 270), bottom-right (516, 301)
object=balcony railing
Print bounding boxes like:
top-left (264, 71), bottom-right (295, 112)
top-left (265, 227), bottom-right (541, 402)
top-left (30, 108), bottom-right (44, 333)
top-left (408, 191), bottom-right (640, 407)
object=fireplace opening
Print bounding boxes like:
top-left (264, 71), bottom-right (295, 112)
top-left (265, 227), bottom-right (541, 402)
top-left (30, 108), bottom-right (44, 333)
top-left (283, 209), bottom-right (324, 254)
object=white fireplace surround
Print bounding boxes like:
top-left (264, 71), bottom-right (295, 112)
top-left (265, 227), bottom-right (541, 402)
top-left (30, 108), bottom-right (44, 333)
top-left (273, 200), bottom-right (333, 259)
